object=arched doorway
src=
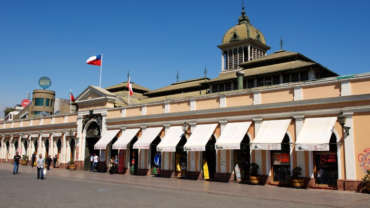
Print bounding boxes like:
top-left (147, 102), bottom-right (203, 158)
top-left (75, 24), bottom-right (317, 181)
top-left (203, 136), bottom-right (216, 180)
top-left (6, 141), bottom-right (10, 159)
top-left (150, 136), bottom-right (161, 174)
top-left (34, 140), bottom-right (38, 153)
top-left (233, 134), bottom-right (250, 182)
top-left (129, 136), bottom-right (138, 175)
top-left (23, 140), bottom-right (28, 156)
top-left (271, 134), bottom-right (291, 185)
top-left (14, 140), bottom-right (19, 154)
top-left (84, 121), bottom-right (101, 170)
top-left (314, 133), bottom-right (338, 187)
top-left (44, 139), bottom-right (49, 157)
top-left (57, 139), bottom-right (62, 158)
top-left (175, 135), bottom-right (187, 176)
top-left (70, 139), bottom-right (76, 162)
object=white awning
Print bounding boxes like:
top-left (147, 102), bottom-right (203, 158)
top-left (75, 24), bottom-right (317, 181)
top-left (216, 121), bottom-right (252, 150)
top-left (94, 130), bottom-right (120, 150)
top-left (184, 123), bottom-right (218, 151)
top-left (251, 119), bottom-right (291, 150)
top-left (157, 126), bottom-right (184, 152)
top-left (112, 128), bottom-right (140, 150)
top-left (295, 117), bottom-right (337, 151)
top-left (133, 127), bottom-right (163, 149)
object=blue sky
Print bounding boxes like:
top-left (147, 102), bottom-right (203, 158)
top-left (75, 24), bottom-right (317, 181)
top-left (1, 0), bottom-right (370, 117)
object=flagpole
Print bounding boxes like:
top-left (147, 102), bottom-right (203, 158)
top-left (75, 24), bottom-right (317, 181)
top-left (127, 75), bottom-right (130, 105)
top-left (99, 54), bottom-right (103, 87)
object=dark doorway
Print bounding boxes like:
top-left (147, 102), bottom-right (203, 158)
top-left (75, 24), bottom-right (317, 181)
top-left (314, 133), bottom-right (338, 187)
top-left (271, 134), bottom-right (291, 185)
top-left (204, 136), bottom-right (216, 180)
top-left (129, 136), bottom-right (138, 174)
top-left (45, 139), bottom-right (49, 157)
top-left (57, 139), bottom-right (62, 157)
top-left (6, 141), bottom-right (9, 151)
top-left (70, 139), bottom-right (75, 162)
top-left (14, 141), bottom-right (19, 153)
top-left (150, 136), bottom-right (161, 170)
top-left (34, 140), bottom-right (38, 153)
top-left (234, 134), bottom-right (250, 181)
top-left (175, 135), bottom-right (187, 175)
top-left (24, 140), bottom-right (28, 155)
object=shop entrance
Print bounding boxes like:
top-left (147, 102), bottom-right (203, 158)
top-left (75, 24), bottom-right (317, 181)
top-left (56, 139), bottom-right (61, 158)
top-left (129, 136), bottom-right (138, 174)
top-left (314, 134), bottom-right (338, 187)
top-left (233, 134), bottom-right (250, 181)
top-left (175, 135), bottom-right (187, 176)
top-left (14, 140), bottom-right (19, 153)
top-left (70, 139), bottom-right (75, 162)
top-left (84, 121), bottom-right (100, 170)
top-left (6, 141), bottom-right (9, 159)
top-left (34, 140), bottom-right (38, 153)
top-left (271, 134), bottom-right (290, 185)
top-left (150, 136), bottom-right (161, 172)
top-left (203, 136), bottom-right (216, 180)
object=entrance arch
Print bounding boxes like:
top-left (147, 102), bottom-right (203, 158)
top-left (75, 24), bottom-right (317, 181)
top-left (44, 139), bottom-right (49, 157)
top-left (70, 138), bottom-right (76, 162)
top-left (271, 134), bottom-right (291, 184)
top-left (83, 120), bottom-right (101, 170)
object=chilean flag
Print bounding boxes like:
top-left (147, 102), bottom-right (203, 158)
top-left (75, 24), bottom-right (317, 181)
top-left (86, 54), bottom-right (102, 66)
top-left (127, 76), bottom-right (134, 96)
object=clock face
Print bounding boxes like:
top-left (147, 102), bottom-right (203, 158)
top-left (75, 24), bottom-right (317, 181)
top-left (39, 76), bottom-right (52, 89)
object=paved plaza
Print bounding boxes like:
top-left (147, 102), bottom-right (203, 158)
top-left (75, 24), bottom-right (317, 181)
top-left (0, 164), bottom-right (369, 208)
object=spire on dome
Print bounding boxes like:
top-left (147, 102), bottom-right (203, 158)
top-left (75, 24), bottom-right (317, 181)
top-left (238, 0), bottom-right (250, 24)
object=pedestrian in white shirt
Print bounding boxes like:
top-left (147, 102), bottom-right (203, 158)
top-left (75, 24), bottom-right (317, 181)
top-left (93, 154), bottom-right (99, 172)
top-left (36, 154), bottom-right (45, 180)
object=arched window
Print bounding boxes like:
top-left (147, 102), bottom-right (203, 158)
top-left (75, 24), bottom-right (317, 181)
top-left (228, 50), bottom-right (232, 70)
top-left (238, 47), bottom-right (243, 66)
top-left (223, 52), bottom-right (228, 70)
top-left (244, 47), bottom-right (249, 62)
top-left (233, 48), bottom-right (238, 69)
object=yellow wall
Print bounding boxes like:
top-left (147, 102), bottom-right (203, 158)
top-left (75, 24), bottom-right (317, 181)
top-left (197, 98), bottom-right (219, 110)
top-left (147, 105), bottom-right (163, 115)
top-left (126, 107), bottom-right (141, 117)
top-left (351, 79), bottom-right (370, 95)
top-left (353, 113), bottom-right (370, 179)
top-left (303, 83), bottom-right (340, 100)
top-left (107, 109), bottom-right (122, 118)
top-left (262, 89), bottom-right (293, 104)
top-left (55, 117), bottom-right (64, 123)
top-left (67, 115), bottom-right (77, 122)
top-left (227, 94), bottom-right (253, 107)
top-left (44, 118), bottom-right (52, 125)
top-left (171, 102), bottom-right (190, 113)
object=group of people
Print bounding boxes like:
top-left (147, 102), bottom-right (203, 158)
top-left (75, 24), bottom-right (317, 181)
top-left (12, 151), bottom-right (59, 180)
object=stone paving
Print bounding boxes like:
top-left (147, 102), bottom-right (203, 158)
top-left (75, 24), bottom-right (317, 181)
top-left (0, 164), bottom-right (369, 208)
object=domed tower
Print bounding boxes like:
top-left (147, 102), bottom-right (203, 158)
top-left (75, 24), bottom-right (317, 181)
top-left (218, 5), bottom-right (270, 71)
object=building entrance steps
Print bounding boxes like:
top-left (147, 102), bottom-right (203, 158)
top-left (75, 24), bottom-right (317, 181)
top-left (0, 163), bottom-right (368, 208)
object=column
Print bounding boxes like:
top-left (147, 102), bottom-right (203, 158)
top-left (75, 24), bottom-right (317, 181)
top-left (343, 112), bottom-right (356, 180)
top-left (218, 120), bottom-right (228, 173)
top-left (294, 115), bottom-right (305, 176)
top-left (77, 115), bottom-right (84, 162)
top-left (253, 118), bottom-right (263, 175)
top-left (61, 133), bottom-right (67, 164)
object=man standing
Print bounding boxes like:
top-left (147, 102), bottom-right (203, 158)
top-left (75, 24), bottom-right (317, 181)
top-left (31, 152), bottom-right (36, 168)
top-left (90, 154), bottom-right (94, 171)
top-left (93, 153), bottom-right (99, 172)
top-left (36, 154), bottom-right (45, 180)
top-left (13, 152), bottom-right (21, 175)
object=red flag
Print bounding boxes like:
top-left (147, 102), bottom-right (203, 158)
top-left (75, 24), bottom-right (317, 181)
top-left (127, 77), bottom-right (133, 96)
top-left (70, 92), bottom-right (75, 102)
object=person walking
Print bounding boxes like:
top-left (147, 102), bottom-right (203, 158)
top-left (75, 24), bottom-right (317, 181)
top-left (31, 152), bottom-right (36, 168)
top-left (36, 154), bottom-right (45, 180)
top-left (46, 155), bottom-right (52, 170)
top-left (13, 152), bottom-right (21, 175)
top-left (53, 155), bottom-right (57, 168)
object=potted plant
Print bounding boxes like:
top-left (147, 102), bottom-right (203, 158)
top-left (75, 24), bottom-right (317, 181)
top-left (67, 161), bottom-right (76, 170)
top-left (291, 167), bottom-right (305, 188)
top-left (358, 169), bottom-right (370, 193)
top-left (20, 155), bottom-right (29, 166)
top-left (249, 163), bottom-right (260, 185)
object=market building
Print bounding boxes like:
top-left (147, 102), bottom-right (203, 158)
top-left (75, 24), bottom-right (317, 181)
top-left (1, 6), bottom-right (369, 191)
